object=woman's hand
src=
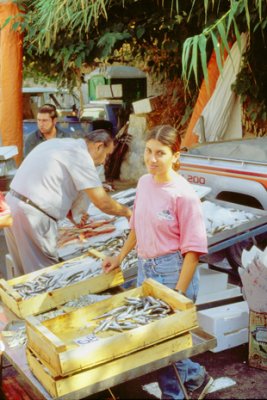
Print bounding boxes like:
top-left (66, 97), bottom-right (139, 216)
top-left (102, 255), bottom-right (121, 273)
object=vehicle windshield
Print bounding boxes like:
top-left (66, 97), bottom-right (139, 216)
top-left (22, 88), bottom-right (79, 119)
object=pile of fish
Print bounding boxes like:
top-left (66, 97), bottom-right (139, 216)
top-left (57, 217), bottom-right (116, 248)
top-left (92, 230), bottom-right (129, 253)
top-left (12, 257), bottom-right (102, 299)
top-left (63, 293), bottom-right (112, 309)
top-left (1, 322), bottom-right (27, 348)
top-left (111, 188), bottom-right (136, 207)
top-left (88, 188), bottom-right (136, 218)
top-left (1, 294), bottom-right (112, 348)
top-left (90, 230), bottom-right (138, 272)
top-left (1, 308), bottom-right (66, 348)
top-left (93, 295), bottom-right (172, 334)
top-left (202, 200), bottom-right (259, 236)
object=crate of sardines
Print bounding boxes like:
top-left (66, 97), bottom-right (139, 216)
top-left (25, 278), bottom-right (198, 379)
top-left (26, 331), bottom-right (192, 399)
top-left (0, 249), bottom-right (123, 318)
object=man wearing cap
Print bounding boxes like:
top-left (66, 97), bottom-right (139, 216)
top-left (4, 129), bottom-right (132, 276)
top-left (24, 104), bottom-right (70, 156)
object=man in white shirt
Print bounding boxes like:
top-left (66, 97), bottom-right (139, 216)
top-left (4, 129), bottom-right (132, 276)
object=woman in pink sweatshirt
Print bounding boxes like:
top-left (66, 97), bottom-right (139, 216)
top-left (103, 124), bottom-right (213, 400)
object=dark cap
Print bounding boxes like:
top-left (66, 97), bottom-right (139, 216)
top-left (91, 120), bottom-right (114, 137)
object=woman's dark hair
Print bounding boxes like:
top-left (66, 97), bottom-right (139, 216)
top-left (38, 104), bottom-right (58, 119)
top-left (146, 125), bottom-right (181, 154)
top-left (84, 129), bottom-right (113, 147)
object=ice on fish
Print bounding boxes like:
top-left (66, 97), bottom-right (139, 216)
top-left (202, 200), bottom-right (258, 236)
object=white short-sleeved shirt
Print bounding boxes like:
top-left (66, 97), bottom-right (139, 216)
top-left (11, 138), bottom-right (101, 220)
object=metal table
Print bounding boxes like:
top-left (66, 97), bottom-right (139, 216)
top-left (0, 303), bottom-right (216, 400)
top-left (205, 199), bottom-right (267, 254)
top-left (2, 328), bottom-right (216, 400)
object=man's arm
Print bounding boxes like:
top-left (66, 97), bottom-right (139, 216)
top-left (84, 187), bottom-right (132, 219)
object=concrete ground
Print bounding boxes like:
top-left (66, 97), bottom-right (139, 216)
top-left (85, 341), bottom-right (267, 399)
top-left (88, 341), bottom-right (267, 400)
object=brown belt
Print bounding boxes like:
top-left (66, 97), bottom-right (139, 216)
top-left (10, 189), bottom-right (57, 222)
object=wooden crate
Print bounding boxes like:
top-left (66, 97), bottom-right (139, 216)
top-left (249, 310), bottom-right (267, 371)
top-left (26, 331), bottom-right (193, 398)
top-left (25, 278), bottom-right (197, 378)
top-left (0, 250), bottom-right (123, 318)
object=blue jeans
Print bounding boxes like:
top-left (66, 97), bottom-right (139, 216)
top-left (137, 252), bottom-right (206, 400)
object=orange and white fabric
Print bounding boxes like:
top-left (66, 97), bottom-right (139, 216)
top-left (193, 33), bottom-right (248, 142)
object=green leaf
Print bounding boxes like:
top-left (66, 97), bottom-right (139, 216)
top-left (226, 1), bottom-right (238, 35)
top-left (1, 16), bottom-right (12, 29)
top-left (253, 21), bottom-right (261, 32)
top-left (136, 26), bottom-right (145, 39)
top-left (198, 34), bottom-right (208, 90)
top-left (63, 50), bottom-right (71, 65)
top-left (75, 55), bottom-right (82, 68)
top-left (233, 19), bottom-right (241, 51)
top-left (12, 22), bottom-right (20, 31)
top-left (256, 0), bottom-right (263, 22)
top-left (182, 36), bottom-right (193, 82)
top-left (188, 35), bottom-right (199, 86)
top-left (217, 20), bottom-right (231, 54)
top-left (210, 31), bottom-right (223, 74)
top-left (244, 0), bottom-right (251, 31)
top-left (187, 0), bottom-right (197, 22)
top-left (204, 0), bottom-right (208, 24)
top-left (97, 31), bottom-right (131, 58)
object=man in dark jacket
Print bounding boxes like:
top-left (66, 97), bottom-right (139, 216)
top-left (24, 104), bottom-right (70, 156)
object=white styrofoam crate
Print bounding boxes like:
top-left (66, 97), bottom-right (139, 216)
top-left (196, 283), bottom-right (242, 305)
top-left (197, 301), bottom-right (249, 352)
top-left (210, 328), bottom-right (249, 353)
top-left (132, 96), bottom-right (159, 114)
top-left (0, 145), bottom-right (18, 160)
top-left (198, 264), bottom-right (228, 296)
top-left (95, 84), bottom-right (123, 99)
top-left (197, 301), bottom-right (249, 334)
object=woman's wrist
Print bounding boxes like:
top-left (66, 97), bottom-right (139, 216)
top-left (174, 288), bottom-right (186, 296)
top-left (117, 254), bottom-right (124, 265)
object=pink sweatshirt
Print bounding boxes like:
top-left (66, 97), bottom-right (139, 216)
top-left (130, 173), bottom-right (208, 259)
